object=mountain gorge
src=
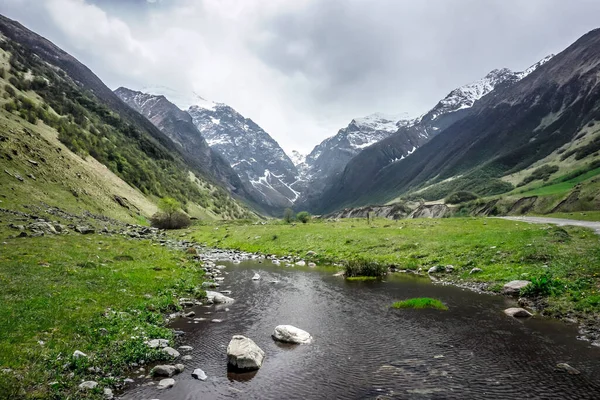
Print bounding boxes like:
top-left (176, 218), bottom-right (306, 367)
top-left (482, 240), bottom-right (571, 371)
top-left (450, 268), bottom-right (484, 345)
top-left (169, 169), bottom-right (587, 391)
top-left (115, 87), bottom-right (300, 213)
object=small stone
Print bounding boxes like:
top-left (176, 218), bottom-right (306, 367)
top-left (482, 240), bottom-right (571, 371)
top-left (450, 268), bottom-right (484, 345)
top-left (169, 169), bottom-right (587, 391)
top-left (252, 273), bottom-right (261, 280)
top-left (73, 350), bottom-right (87, 359)
top-left (151, 365), bottom-right (177, 377)
top-left (79, 381), bottom-right (98, 390)
top-left (428, 266), bottom-right (439, 274)
top-left (556, 363), bottom-right (580, 375)
top-left (192, 368), bottom-right (207, 381)
top-left (182, 355), bottom-right (193, 361)
top-left (295, 260), bottom-right (306, 266)
top-left (175, 364), bottom-right (185, 373)
top-left (103, 388), bottom-right (114, 399)
top-left (146, 339), bottom-right (169, 348)
top-left (469, 268), bottom-right (483, 275)
top-left (503, 280), bottom-right (531, 296)
top-left (157, 378), bottom-right (175, 389)
top-left (178, 345), bottom-right (193, 352)
top-left (184, 311), bottom-right (196, 318)
top-left (161, 347), bottom-right (180, 358)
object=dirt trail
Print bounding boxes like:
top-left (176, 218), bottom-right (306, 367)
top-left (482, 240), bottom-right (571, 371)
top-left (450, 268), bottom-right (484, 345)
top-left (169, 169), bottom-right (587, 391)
top-left (499, 216), bottom-right (600, 235)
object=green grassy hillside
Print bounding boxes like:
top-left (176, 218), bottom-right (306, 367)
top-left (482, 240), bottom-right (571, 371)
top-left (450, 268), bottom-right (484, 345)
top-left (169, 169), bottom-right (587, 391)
top-left (0, 37), bottom-right (253, 221)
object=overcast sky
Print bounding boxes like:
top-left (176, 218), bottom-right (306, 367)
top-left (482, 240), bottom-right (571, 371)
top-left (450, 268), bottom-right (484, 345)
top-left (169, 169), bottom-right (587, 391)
top-left (3, 0), bottom-right (600, 153)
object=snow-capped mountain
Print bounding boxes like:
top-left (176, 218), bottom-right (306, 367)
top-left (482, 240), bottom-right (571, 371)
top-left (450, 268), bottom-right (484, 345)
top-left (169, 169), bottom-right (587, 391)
top-left (289, 150), bottom-right (306, 166)
top-left (187, 102), bottom-right (299, 210)
top-left (425, 54), bottom-right (555, 121)
top-left (293, 112), bottom-right (417, 198)
top-left (300, 54), bottom-right (558, 212)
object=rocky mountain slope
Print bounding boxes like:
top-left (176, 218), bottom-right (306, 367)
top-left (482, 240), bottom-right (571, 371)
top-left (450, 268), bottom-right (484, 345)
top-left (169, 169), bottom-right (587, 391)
top-left (186, 100), bottom-right (299, 210)
top-left (114, 87), bottom-right (247, 195)
top-left (296, 58), bottom-right (554, 211)
top-left (312, 29), bottom-right (600, 213)
top-left (0, 14), bottom-right (252, 220)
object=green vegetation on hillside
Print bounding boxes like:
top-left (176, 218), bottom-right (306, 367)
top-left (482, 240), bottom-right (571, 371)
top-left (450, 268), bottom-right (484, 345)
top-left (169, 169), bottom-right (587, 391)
top-left (0, 38), bottom-right (251, 220)
top-left (188, 218), bottom-right (600, 318)
top-left (392, 298), bottom-right (448, 310)
top-left (0, 230), bottom-right (205, 400)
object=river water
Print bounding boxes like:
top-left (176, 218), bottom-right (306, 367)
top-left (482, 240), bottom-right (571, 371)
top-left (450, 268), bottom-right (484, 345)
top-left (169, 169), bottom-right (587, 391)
top-left (122, 260), bottom-right (600, 399)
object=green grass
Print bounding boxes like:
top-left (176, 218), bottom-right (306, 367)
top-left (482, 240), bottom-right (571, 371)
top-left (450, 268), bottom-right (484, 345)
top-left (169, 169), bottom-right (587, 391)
top-left (540, 211), bottom-right (600, 222)
top-left (392, 298), bottom-right (448, 310)
top-left (188, 218), bottom-right (600, 318)
top-left (0, 229), bottom-right (205, 399)
top-left (516, 167), bottom-right (600, 197)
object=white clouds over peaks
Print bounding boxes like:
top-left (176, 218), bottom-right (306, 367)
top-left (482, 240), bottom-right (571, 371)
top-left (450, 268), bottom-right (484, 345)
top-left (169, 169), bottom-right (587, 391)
top-left (3, 0), bottom-right (600, 153)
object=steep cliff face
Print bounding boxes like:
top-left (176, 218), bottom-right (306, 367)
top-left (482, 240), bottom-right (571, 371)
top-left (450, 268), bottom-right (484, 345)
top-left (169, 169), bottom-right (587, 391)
top-left (187, 103), bottom-right (299, 210)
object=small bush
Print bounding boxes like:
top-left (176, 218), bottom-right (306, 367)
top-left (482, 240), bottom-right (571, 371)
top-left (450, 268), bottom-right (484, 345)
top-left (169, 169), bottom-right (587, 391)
top-left (283, 208), bottom-right (295, 223)
top-left (344, 258), bottom-right (388, 277)
top-left (392, 298), bottom-right (448, 310)
top-left (4, 84), bottom-right (15, 97)
top-left (445, 191), bottom-right (478, 204)
top-left (521, 273), bottom-right (565, 297)
top-left (150, 211), bottom-right (191, 230)
top-left (517, 165), bottom-right (559, 187)
top-left (296, 211), bottom-right (311, 224)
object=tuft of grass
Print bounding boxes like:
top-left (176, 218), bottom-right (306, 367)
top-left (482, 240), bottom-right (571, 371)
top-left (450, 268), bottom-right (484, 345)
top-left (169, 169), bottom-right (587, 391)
top-left (344, 258), bottom-right (388, 277)
top-left (346, 276), bottom-right (379, 281)
top-left (392, 298), bottom-right (448, 310)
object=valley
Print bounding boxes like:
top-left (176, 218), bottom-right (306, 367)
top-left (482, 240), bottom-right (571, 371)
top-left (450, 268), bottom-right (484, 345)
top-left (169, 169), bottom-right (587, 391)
top-left (1, 6), bottom-right (600, 400)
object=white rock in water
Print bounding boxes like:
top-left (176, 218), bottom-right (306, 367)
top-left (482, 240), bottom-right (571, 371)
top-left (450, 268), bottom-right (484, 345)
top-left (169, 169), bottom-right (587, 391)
top-left (272, 325), bottom-right (312, 344)
top-left (227, 335), bottom-right (265, 371)
top-left (205, 291), bottom-right (234, 304)
top-left (192, 368), bottom-right (208, 381)
top-left (295, 260), bottom-right (306, 266)
top-left (252, 273), bottom-right (261, 280)
top-left (504, 307), bottom-right (533, 318)
top-left (157, 378), bottom-right (175, 389)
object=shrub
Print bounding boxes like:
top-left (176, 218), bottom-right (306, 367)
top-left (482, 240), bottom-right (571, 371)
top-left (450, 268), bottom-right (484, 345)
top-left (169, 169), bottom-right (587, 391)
top-left (283, 208), bottom-right (295, 223)
top-left (521, 273), bottom-right (565, 297)
top-left (517, 165), bottom-right (559, 187)
top-left (4, 84), bottom-right (15, 97)
top-left (344, 258), bottom-right (388, 277)
top-left (445, 191), bottom-right (478, 204)
top-left (296, 211), bottom-right (311, 224)
top-left (150, 211), bottom-right (191, 230)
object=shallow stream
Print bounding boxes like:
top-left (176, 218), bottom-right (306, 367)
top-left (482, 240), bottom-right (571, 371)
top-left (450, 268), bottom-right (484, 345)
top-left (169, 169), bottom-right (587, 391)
top-left (122, 260), bottom-right (600, 399)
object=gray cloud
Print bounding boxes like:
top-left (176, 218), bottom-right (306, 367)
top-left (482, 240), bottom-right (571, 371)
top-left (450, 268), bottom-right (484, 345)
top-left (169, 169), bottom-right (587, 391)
top-left (2, 0), bottom-right (600, 153)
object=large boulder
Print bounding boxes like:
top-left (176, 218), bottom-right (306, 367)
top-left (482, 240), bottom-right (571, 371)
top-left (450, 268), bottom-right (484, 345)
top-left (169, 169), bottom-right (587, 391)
top-left (504, 307), bottom-right (533, 318)
top-left (227, 335), bottom-right (265, 371)
top-left (503, 280), bottom-right (531, 296)
top-left (272, 325), bottom-right (312, 344)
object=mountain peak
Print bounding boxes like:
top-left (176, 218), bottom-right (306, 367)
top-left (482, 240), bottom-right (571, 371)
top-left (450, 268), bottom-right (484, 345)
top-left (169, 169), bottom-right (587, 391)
top-left (139, 85), bottom-right (216, 111)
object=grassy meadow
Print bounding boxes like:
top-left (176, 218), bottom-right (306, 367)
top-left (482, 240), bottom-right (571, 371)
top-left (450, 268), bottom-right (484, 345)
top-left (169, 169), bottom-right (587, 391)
top-left (188, 217), bottom-right (600, 317)
top-left (0, 229), bottom-right (205, 400)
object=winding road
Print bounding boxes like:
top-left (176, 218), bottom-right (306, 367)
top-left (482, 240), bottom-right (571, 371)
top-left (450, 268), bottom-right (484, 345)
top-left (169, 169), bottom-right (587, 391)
top-left (499, 216), bottom-right (600, 235)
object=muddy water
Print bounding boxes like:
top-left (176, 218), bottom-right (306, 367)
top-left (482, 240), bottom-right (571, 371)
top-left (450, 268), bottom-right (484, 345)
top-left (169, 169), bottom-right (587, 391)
top-left (122, 260), bottom-right (600, 399)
